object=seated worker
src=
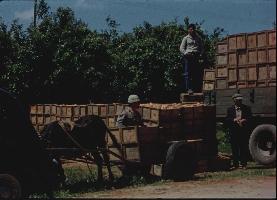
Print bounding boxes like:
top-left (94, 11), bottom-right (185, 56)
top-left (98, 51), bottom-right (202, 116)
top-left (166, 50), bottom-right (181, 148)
top-left (116, 94), bottom-right (143, 128)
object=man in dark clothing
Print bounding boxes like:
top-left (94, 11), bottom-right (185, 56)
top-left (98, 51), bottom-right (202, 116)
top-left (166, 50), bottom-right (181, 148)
top-left (179, 23), bottom-right (204, 94)
top-left (225, 93), bottom-right (252, 169)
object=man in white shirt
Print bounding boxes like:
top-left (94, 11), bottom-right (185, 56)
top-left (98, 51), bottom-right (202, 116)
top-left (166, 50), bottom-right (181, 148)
top-left (180, 23), bottom-right (204, 94)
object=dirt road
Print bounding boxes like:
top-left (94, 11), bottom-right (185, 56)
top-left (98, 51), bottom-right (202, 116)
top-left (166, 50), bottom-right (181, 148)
top-left (81, 176), bottom-right (276, 198)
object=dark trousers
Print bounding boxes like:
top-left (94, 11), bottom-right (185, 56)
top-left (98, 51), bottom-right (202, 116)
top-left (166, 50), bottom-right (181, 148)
top-left (181, 54), bottom-right (203, 92)
top-left (230, 128), bottom-right (249, 166)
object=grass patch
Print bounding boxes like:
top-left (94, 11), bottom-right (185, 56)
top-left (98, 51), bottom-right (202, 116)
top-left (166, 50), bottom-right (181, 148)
top-left (216, 122), bottom-right (232, 154)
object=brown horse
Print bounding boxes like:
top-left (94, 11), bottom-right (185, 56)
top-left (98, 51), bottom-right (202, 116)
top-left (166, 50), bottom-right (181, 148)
top-left (40, 115), bottom-right (122, 183)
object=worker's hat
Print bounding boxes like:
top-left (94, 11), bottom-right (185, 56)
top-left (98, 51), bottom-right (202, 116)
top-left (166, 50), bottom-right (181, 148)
top-left (232, 93), bottom-right (243, 100)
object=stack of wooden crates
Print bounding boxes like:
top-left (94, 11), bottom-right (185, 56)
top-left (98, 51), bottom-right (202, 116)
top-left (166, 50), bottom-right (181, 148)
top-left (203, 29), bottom-right (276, 91)
top-left (30, 103), bottom-right (218, 165)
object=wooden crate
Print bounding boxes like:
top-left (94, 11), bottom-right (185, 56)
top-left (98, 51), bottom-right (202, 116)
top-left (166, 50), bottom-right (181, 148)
top-left (121, 126), bottom-right (138, 144)
top-left (50, 115), bottom-right (57, 122)
top-left (60, 117), bottom-right (72, 123)
top-left (73, 105), bottom-right (80, 117)
top-left (115, 103), bottom-right (128, 115)
top-left (106, 116), bottom-right (117, 128)
top-left (107, 104), bottom-right (116, 116)
top-left (216, 54), bottom-right (228, 65)
top-left (238, 67), bottom-right (247, 81)
top-left (247, 65), bottom-right (257, 81)
top-left (237, 50), bottom-right (247, 65)
top-left (228, 68), bottom-right (237, 82)
top-left (228, 82), bottom-right (237, 89)
top-left (123, 145), bottom-right (140, 161)
top-left (215, 78), bottom-right (227, 89)
top-left (268, 47), bottom-right (276, 63)
top-left (216, 66), bottom-right (227, 78)
top-left (44, 105), bottom-right (51, 115)
top-left (217, 42), bottom-right (228, 54)
top-left (44, 115), bottom-right (51, 125)
top-left (30, 115), bottom-right (37, 124)
top-left (150, 108), bottom-right (181, 123)
top-left (65, 105), bottom-right (73, 117)
top-left (37, 104), bottom-right (44, 115)
top-left (247, 33), bottom-right (257, 49)
top-left (202, 81), bottom-right (215, 91)
top-left (247, 49), bottom-right (257, 64)
top-left (87, 104), bottom-right (93, 115)
top-left (60, 105), bottom-right (67, 117)
top-left (268, 64), bottom-right (276, 80)
top-left (228, 52), bottom-right (237, 66)
top-left (203, 69), bottom-right (215, 81)
top-left (108, 147), bottom-right (122, 161)
top-left (30, 105), bottom-right (37, 114)
top-left (257, 48), bottom-right (267, 63)
top-left (38, 125), bottom-right (45, 133)
top-left (51, 105), bottom-right (57, 115)
top-left (37, 114), bottom-right (44, 125)
top-left (142, 107), bottom-right (151, 120)
top-left (80, 105), bottom-right (87, 116)
top-left (92, 105), bottom-right (100, 116)
top-left (228, 36), bottom-right (237, 51)
top-left (257, 64), bottom-right (268, 80)
top-left (236, 34), bottom-right (246, 49)
top-left (257, 31), bottom-right (267, 48)
top-left (268, 29), bottom-right (276, 46)
top-left (99, 104), bottom-right (108, 117)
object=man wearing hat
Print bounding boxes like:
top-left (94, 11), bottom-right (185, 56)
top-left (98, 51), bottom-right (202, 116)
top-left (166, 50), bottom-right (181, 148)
top-left (116, 94), bottom-right (144, 128)
top-left (225, 93), bottom-right (252, 169)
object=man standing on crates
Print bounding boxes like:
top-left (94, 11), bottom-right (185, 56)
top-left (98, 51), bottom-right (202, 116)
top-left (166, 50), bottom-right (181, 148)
top-left (116, 94), bottom-right (144, 128)
top-left (180, 23), bottom-right (204, 94)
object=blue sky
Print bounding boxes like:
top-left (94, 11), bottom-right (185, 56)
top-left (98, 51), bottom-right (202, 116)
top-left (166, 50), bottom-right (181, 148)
top-left (0, 0), bottom-right (276, 35)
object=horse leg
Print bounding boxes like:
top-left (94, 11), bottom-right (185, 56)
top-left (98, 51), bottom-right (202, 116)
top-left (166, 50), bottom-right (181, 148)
top-left (101, 150), bottom-right (114, 182)
top-left (91, 152), bottom-right (104, 182)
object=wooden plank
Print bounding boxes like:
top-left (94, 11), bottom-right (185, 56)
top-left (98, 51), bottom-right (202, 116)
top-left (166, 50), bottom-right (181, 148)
top-left (108, 147), bottom-right (122, 161)
top-left (238, 50), bottom-right (247, 65)
top-left (268, 47), bottom-right (276, 63)
top-left (247, 49), bottom-right (257, 64)
top-left (257, 31), bottom-right (267, 47)
top-left (247, 33), bottom-right (257, 49)
top-left (237, 81), bottom-right (247, 88)
top-left (268, 81), bottom-right (276, 87)
top-left (228, 52), bottom-right (237, 66)
top-left (106, 116), bottom-right (117, 128)
top-left (228, 82), bottom-right (237, 89)
top-left (256, 81), bottom-right (267, 87)
top-left (216, 66), bottom-right (228, 78)
top-left (107, 128), bottom-right (122, 146)
top-left (247, 81), bottom-right (257, 88)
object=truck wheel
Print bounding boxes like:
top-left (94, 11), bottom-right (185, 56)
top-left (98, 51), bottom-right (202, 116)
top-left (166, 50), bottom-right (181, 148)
top-left (0, 174), bottom-right (22, 199)
top-left (162, 141), bottom-right (196, 181)
top-left (249, 124), bottom-right (276, 166)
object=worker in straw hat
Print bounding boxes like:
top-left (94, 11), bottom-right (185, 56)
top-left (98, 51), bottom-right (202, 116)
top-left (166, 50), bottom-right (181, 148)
top-left (116, 94), bottom-right (144, 128)
top-left (225, 93), bottom-right (252, 170)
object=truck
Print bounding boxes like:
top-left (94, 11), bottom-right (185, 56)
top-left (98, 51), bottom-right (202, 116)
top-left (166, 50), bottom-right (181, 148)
top-left (202, 28), bottom-right (276, 166)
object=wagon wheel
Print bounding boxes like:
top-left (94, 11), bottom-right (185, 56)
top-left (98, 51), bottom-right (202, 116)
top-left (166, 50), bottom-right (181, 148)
top-left (0, 174), bottom-right (22, 199)
top-left (162, 141), bottom-right (197, 181)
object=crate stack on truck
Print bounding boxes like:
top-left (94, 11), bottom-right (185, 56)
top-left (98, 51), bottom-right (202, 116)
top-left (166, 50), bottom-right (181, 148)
top-left (203, 29), bottom-right (276, 91)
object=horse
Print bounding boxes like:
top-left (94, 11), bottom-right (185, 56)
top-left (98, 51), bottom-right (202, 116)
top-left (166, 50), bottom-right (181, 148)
top-left (39, 115), bottom-right (122, 183)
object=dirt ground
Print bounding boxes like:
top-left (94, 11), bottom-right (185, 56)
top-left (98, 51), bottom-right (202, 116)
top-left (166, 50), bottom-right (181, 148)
top-left (81, 176), bottom-right (276, 198)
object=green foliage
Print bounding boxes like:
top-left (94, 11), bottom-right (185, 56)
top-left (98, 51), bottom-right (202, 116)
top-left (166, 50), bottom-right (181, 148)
top-left (0, 2), bottom-right (225, 104)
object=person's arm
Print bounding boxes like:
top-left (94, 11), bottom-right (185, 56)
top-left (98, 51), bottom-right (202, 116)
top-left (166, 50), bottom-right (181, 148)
top-left (179, 36), bottom-right (187, 55)
top-left (116, 111), bottom-right (127, 128)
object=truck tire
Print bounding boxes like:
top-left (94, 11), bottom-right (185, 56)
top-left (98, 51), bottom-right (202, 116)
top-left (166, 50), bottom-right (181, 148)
top-left (162, 141), bottom-right (196, 181)
top-left (249, 124), bottom-right (276, 166)
top-left (0, 174), bottom-right (22, 199)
